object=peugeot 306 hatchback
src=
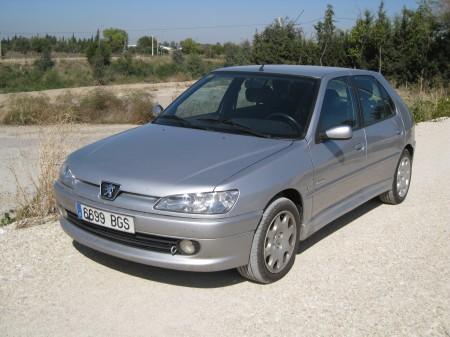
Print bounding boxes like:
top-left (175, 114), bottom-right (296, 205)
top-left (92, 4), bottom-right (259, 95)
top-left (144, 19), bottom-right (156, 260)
top-left (54, 65), bottom-right (415, 283)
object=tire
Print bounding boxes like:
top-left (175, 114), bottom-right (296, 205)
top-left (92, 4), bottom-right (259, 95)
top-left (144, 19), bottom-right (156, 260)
top-left (237, 197), bottom-right (301, 284)
top-left (379, 148), bottom-right (412, 205)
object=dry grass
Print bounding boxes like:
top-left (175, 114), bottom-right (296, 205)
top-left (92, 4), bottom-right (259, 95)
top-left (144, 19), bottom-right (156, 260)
top-left (2, 88), bottom-right (155, 125)
top-left (12, 124), bottom-right (72, 228)
top-left (397, 86), bottom-right (450, 123)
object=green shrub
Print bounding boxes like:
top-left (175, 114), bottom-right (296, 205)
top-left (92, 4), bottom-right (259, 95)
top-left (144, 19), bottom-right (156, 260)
top-left (1, 212), bottom-right (15, 227)
top-left (172, 50), bottom-right (185, 65)
top-left (34, 48), bottom-right (54, 72)
top-left (185, 54), bottom-right (206, 77)
top-left (408, 94), bottom-right (450, 123)
top-left (433, 96), bottom-right (450, 119)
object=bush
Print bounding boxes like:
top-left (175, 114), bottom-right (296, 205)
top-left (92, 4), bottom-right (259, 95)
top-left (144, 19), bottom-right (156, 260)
top-left (34, 48), bottom-right (55, 72)
top-left (78, 89), bottom-right (123, 122)
top-left (408, 92), bottom-right (450, 123)
top-left (172, 50), bottom-right (185, 65)
top-left (433, 96), bottom-right (450, 119)
top-left (185, 54), bottom-right (206, 77)
top-left (3, 94), bottom-right (55, 125)
top-left (3, 89), bottom-right (155, 125)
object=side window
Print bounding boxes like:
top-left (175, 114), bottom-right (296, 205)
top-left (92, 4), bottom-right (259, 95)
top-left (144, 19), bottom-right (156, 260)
top-left (377, 81), bottom-right (396, 117)
top-left (318, 77), bottom-right (357, 132)
top-left (353, 76), bottom-right (395, 126)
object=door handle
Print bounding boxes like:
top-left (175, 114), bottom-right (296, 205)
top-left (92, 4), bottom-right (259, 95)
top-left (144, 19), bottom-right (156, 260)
top-left (354, 143), bottom-right (365, 151)
top-left (395, 129), bottom-right (402, 135)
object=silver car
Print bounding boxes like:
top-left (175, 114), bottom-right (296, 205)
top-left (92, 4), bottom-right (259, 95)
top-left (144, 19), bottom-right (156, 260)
top-left (55, 65), bottom-right (415, 283)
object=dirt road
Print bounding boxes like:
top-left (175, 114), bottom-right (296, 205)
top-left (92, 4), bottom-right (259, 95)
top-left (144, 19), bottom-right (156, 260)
top-left (1, 119), bottom-right (449, 337)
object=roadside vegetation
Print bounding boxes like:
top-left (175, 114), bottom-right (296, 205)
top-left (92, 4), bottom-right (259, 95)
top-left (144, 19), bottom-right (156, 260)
top-left (0, 55), bottom-right (216, 93)
top-left (2, 89), bottom-right (155, 125)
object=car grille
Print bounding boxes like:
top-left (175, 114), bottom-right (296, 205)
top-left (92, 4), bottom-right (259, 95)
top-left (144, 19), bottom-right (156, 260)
top-left (66, 211), bottom-right (179, 254)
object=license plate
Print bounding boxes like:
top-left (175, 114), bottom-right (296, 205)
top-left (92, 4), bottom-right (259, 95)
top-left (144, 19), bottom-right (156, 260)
top-left (76, 203), bottom-right (135, 234)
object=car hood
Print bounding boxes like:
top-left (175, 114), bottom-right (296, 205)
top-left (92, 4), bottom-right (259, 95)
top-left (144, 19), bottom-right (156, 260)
top-left (68, 124), bottom-right (293, 197)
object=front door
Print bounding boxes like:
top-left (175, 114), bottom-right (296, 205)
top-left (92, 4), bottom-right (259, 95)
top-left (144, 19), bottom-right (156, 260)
top-left (309, 77), bottom-right (367, 222)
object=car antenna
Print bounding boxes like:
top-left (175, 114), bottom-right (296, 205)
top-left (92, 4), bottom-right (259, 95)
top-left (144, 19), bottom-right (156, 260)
top-left (259, 64), bottom-right (265, 71)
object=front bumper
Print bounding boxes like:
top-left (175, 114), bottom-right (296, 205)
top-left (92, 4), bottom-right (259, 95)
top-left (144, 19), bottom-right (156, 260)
top-left (54, 182), bottom-right (260, 272)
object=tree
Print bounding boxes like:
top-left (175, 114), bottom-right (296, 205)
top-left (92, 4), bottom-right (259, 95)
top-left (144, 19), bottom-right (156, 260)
top-left (373, 1), bottom-right (392, 73)
top-left (348, 10), bottom-right (375, 69)
top-left (172, 49), bottom-right (185, 65)
top-left (315, 5), bottom-right (336, 66)
top-left (34, 47), bottom-right (54, 72)
top-left (180, 38), bottom-right (200, 54)
top-left (390, 3), bottom-right (435, 86)
top-left (103, 28), bottom-right (128, 53)
top-left (252, 18), bottom-right (302, 64)
top-left (185, 54), bottom-right (205, 77)
top-left (86, 30), bottom-right (111, 82)
top-left (224, 41), bottom-right (252, 66)
top-left (137, 36), bottom-right (157, 55)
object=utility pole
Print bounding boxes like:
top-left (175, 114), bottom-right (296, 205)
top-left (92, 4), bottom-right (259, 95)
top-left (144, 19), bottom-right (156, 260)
top-left (151, 35), bottom-right (154, 56)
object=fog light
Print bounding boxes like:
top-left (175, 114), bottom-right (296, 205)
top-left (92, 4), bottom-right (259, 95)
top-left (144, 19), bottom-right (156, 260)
top-left (58, 206), bottom-right (67, 218)
top-left (179, 240), bottom-right (197, 255)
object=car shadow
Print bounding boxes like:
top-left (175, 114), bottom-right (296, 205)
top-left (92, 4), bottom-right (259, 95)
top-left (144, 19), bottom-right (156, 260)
top-left (73, 241), bottom-right (244, 289)
top-left (297, 198), bottom-right (382, 254)
top-left (73, 198), bottom-right (382, 288)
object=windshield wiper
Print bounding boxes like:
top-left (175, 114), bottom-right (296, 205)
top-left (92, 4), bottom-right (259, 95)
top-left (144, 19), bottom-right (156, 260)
top-left (195, 118), bottom-right (271, 138)
top-left (155, 114), bottom-right (193, 127)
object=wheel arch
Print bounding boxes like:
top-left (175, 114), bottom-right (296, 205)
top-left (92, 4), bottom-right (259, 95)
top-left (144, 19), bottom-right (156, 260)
top-left (266, 188), bottom-right (303, 223)
top-left (405, 144), bottom-right (414, 158)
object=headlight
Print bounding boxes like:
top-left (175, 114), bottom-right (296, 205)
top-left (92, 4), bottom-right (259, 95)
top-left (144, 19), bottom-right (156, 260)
top-left (59, 162), bottom-right (76, 188)
top-left (154, 190), bottom-right (239, 214)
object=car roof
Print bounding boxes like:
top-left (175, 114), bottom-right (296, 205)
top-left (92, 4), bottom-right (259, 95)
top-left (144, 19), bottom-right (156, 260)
top-left (213, 65), bottom-right (377, 79)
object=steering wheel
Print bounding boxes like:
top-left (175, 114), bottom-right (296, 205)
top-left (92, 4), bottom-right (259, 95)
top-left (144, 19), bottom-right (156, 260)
top-left (265, 113), bottom-right (302, 134)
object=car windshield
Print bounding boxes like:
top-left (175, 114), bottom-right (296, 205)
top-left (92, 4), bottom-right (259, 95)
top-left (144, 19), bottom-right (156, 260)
top-left (153, 72), bottom-right (319, 139)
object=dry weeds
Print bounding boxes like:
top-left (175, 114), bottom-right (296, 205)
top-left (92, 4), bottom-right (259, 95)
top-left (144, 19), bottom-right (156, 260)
top-left (12, 124), bottom-right (73, 228)
top-left (2, 88), bottom-right (155, 125)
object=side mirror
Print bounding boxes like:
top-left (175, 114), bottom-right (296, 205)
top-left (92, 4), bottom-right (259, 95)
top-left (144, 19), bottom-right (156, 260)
top-left (152, 104), bottom-right (164, 117)
top-left (321, 125), bottom-right (352, 141)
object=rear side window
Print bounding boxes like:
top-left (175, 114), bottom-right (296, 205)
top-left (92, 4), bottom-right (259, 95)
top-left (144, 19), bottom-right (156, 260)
top-left (318, 77), bottom-right (357, 132)
top-left (353, 76), bottom-right (395, 126)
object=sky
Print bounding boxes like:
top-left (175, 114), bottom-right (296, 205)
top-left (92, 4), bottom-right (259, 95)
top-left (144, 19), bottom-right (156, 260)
top-left (0, 0), bottom-right (419, 44)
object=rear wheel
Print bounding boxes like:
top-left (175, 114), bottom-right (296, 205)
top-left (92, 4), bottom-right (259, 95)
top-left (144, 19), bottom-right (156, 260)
top-left (379, 149), bottom-right (412, 205)
top-left (237, 197), bottom-right (301, 284)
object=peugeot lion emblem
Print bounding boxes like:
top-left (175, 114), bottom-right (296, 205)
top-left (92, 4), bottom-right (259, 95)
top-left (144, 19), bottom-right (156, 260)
top-left (100, 182), bottom-right (120, 201)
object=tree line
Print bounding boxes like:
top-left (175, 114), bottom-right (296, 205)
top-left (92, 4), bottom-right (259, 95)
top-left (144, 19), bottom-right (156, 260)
top-left (1, 0), bottom-right (449, 86)
top-left (247, 0), bottom-right (449, 86)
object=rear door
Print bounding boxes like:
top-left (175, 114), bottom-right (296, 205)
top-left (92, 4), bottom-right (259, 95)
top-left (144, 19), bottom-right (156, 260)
top-left (351, 75), bottom-right (404, 189)
top-left (309, 77), bottom-right (367, 219)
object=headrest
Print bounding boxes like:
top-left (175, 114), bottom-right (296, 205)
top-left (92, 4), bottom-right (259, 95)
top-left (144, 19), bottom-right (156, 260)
top-left (324, 89), bottom-right (341, 106)
top-left (245, 87), bottom-right (272, 103)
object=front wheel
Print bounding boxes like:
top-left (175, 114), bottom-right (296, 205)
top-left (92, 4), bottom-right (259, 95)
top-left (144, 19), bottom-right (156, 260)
top-left (379, 149), bottom-right (412, 205)
top-left (237, 197), bottom-right (301, 284)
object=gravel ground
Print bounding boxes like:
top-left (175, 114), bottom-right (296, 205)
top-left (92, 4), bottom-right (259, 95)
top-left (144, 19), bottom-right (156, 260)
top-left (0, 119), bottom-right (449, 337)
